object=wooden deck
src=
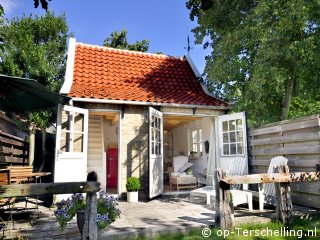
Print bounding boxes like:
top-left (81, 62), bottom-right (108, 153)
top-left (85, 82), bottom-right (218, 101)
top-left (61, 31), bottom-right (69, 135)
top-left (2, 200), bottom-right (81, 240)
top-left (2, 196), bottom-right (320, 239)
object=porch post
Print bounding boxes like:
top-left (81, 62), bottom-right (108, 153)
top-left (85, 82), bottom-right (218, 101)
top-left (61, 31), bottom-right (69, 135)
top-left (214, 168), bottom-right (233, 230)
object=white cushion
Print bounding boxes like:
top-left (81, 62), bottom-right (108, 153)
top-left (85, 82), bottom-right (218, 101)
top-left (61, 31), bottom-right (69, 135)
top-left (177, 162), bottom-right (193, 173)
top-left (177, 175), bottom-right (194, 178)
top-left (172, 156), bottom-right (188, 172)
top-left (170, 172), bottom-right (186, 177)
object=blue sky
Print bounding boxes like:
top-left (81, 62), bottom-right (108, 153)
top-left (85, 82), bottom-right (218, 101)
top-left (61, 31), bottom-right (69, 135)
top-left (0, 0), bottom-right (211, 73)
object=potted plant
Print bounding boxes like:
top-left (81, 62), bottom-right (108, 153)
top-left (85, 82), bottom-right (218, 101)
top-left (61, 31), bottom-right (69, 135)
top-left (190, 151), bottom-right (198, 159)
top-left (126, 176), bottom-right (141, 203)
top-left (54, 191), bottom-right (121, 234)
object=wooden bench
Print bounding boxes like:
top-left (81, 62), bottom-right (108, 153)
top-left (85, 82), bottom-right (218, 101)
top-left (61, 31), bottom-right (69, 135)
top-left (0, 169), bottom-right (15, 232)
top-left (6, 166), bottom-right (33, 183)
top-left (0, 170), bottom-right (10, 185)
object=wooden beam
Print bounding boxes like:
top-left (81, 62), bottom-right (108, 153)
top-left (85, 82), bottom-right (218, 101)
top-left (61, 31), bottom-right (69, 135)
top-left (0, 181), bottom-right (101, 198)
top-left (214, 169), bottom-right (233, 230)
top-left (82, 188), bottom-right (97, 239)
top-left (82, 172), bottom-right (98, 239)
top-left (275, 165), bottom-right (293, 225)
top-left (222, 171), bottom-right (320, 185)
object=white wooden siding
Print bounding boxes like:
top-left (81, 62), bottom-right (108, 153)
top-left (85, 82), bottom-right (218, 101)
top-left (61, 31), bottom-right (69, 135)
top-left (87, 115), bottom-right (105, 190)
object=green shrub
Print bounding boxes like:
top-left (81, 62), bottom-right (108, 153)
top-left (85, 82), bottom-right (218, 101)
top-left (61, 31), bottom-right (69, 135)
top-left (126, 177), bottom-right (141, 192)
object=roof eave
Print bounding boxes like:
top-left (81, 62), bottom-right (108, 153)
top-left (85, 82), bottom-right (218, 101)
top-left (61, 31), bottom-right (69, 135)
top-left (69, 97), bottom-right (230, 110)
top-left (184, 55), bottom-right (230, 106)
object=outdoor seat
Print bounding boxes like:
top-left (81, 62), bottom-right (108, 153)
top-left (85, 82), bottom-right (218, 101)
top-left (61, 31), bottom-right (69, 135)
top-left (6, 166), bottom-right (34, 184)
top-left (5, 166), bottom-right (40, 214)
top-left (245, 156), bottom-right (288, 211)
top-left (169, 156), bottom-right (197, 190)
top-left (0, 170), bottom-right (16, 233)
top-left (190, 157), bottom-right (253, 211)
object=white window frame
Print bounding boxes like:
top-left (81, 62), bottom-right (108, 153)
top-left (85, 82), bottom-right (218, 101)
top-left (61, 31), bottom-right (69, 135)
top-left (219, 114), bottom-right (246, 157)
top-left (189, 128), bottom-right (203, 158)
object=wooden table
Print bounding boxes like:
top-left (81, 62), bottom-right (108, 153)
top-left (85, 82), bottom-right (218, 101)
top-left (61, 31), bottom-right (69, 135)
top-left (10, 172), bottom-right (51, 183)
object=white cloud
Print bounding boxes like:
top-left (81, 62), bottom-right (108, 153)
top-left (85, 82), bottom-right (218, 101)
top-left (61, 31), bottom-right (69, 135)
top-left (0, 0), bottom-right (21, 14)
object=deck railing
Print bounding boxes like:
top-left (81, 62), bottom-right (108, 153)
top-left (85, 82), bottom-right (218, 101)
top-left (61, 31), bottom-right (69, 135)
top-left (0, 179), bottom-right (100, 239)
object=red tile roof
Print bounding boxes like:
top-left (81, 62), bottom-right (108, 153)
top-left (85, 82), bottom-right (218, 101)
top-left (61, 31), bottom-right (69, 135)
top-left (67, 43), bottom-right (228, 107)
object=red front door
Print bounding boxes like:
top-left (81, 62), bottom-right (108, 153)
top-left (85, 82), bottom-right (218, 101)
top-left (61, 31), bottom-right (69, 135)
top-left (107, 148), bottom-right (118, 188)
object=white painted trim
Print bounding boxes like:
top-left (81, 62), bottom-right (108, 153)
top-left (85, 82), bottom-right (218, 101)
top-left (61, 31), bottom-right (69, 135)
top-left (71, 97), bottom-right (229, 110)
top-left (199, 82), bottom-right (229, 105)
top-left (185, 55), bottom-right (230, 105)
top-left (217, 112), bottom-right (247, 157)
top-left (117, 111), bottom-right (122, 195)
top-left (185, 55), bottom-right (201, 78)
top-left (54, 104), bottom-right (63, 182)
top-left (149, 107), bottom-right (164, 198)
top-left (60, 38), bottom-right (76, 94)
top-left (100, 116), bottom-right (106, 192)
top-left (214, 117), bottom-right (220, 168)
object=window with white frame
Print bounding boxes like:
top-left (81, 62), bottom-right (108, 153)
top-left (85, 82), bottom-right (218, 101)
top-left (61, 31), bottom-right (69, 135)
top-left (221, 119), bottom-right (244, 155)
top-left (190, 128), bottom-right (203, 157)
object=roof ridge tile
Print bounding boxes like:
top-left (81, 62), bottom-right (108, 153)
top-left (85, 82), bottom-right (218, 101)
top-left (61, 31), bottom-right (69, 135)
top-left (76, 42), bottom-right (185, 61)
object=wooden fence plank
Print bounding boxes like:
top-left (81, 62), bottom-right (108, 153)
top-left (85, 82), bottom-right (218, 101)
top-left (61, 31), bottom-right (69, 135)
top-left (249, 126), bottom-right (281, 137)
top-left (251, 145), bottom-right (320, 156)
top-left (0, 146), bottom-right (24, 155)
top-left (0, 182), bottom-right (101, 198)
top-left (249, 118), bottom-right (319, 136)
top-left (250, 132), bottom-right (319, 146)
top-left (0, 155), bottom-right (28, 163)
top-left (0, 130), bottom-right (26, 142)
top-left (0, 136), bottom-right (24, 147)
top-left (250, 159), bottom-right (320, 168)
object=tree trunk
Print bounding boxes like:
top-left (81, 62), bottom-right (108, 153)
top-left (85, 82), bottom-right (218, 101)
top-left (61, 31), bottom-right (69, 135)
top-left (280, 76), bottom-right (295, 121)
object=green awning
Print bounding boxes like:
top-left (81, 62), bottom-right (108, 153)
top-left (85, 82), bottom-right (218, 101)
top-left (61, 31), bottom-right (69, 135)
top-left (0, 74), bottom-right (70, 113)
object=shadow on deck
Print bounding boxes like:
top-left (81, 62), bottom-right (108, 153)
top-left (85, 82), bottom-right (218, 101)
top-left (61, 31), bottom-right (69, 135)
top-left (2, 197), bottom-right (319, 239)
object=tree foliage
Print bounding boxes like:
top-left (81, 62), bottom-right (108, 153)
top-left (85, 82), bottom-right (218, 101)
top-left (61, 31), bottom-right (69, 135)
top-left (187, 0), bottom-right (320, 127)
top-left (103, 29), bottom-right (150, 52)
top-left (0, 12), bottom-right (70, 128)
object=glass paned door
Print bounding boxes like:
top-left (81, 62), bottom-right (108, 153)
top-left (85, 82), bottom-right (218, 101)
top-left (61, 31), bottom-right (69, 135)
top-left (149, 107), bottom-right (163, 198)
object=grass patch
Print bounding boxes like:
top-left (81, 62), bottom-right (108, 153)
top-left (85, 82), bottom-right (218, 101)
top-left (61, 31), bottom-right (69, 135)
top-left (126, 215), bottom-right (320, 240)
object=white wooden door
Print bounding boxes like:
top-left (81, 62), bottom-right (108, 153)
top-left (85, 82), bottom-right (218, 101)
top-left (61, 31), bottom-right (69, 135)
top-left (149, 107), bottom-right (163, 198)
top-left (217, 112), bottom-right (248, 173)
top-left (55, 105), bottom-right (88, 183)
